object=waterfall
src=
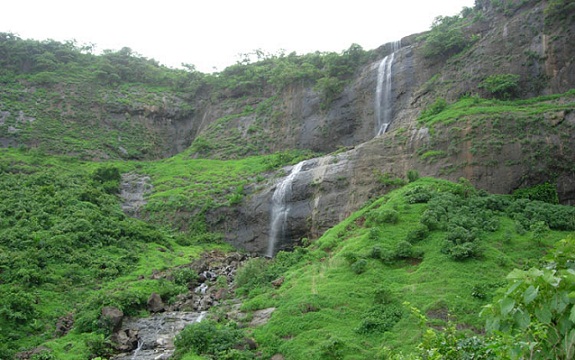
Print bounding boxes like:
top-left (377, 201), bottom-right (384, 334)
top-left (267, 161), bottom-right (305, 257)
top-left (375, 40), bottom-right (401, 137)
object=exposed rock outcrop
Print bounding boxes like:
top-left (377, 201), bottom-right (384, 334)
top-left (110, 251), bottom-right (253, 359)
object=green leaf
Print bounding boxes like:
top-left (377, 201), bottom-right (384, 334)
top-left (500, 297), bottom-right (515, 316)
top-left (506, 280), bottom-right (523, 295)
top-left (485, 317), bottom-right (500, 333)
top-left (541, 269), bottom-right (561, 287)
top-left (535, 306), bottom-right (552, 324)
top-left (523, 285), bottom-right (538, 305)
top-left (513, 309), bottom-right (530, 329)
top-left (570, 304), bottom-right (575, 323)
top-left (551, 291), bottom-right (569, 313)
top-left (507, 269), bottom-right (527, 281)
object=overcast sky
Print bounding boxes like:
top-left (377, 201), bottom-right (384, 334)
top-left (3, 0), bottom-right (475, 73)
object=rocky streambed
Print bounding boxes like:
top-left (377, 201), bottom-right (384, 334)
top-left (108, 251), bottom-right (257, 359)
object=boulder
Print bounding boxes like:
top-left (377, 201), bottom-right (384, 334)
top-left (101, 306), bottom-right (124, 331)
top-left (249, 307), bottom-right (276, 327)
top-left (147, 293), bottom-right (165, 313)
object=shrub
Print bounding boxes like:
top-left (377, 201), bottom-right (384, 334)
top-left (421, 15), bottom-right (472, 58)
top-left (373, 287), bottom-right (394, 305)
top-left (446, 225), bottom-right (476, 244)
top-left (355, 304), bottom-right (403, 334)
top-left (406, 224), bottom-right (430, 243)
top-left (407, 169), bottom-right (420, 183)
top-left (366, 208), bottom-right (399, 226)
top-left (234, 258), bottom-right (270, 293)
top-left (370, 246), bottom-right (382, 259)
top-left (351, 259), bottom-right (368, 274)
top-left (92, 166), bottom-right (121, 184)
top-left (478, 73), bottom-right (520, 100)
top-left (405, 186), bottom-right (432, 204)
top-left (513, 183), bottom-right (559, 204)
top-left (172, 267), bottom-right (198, 287)
top-left (173, 320), bottom-right (244, 358)
top-left (342, 252), bottom-right (359, 265)
top-left (419, 98), bottom-right (447, 119)
top-left (31, 351), bottom-right (56, 360)
top-left (443, 241), bottom-right (481, 261)
top-left (368, 228), bottom-right (381, 241)
top-left (420, 209), bottom-right (445, 230)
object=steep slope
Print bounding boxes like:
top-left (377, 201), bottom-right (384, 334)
top-left (180, 178), bottom-right (575, 359)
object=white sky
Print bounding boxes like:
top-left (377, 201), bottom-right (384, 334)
top-left (3, 0), bottom-right (475, 73)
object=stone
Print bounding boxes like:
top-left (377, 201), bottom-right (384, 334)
top-left (147, 293), bottom-right (165, 313)
top-left (55, 312), bottom-right (74, 337)
top-left (214, 288), bottom-right (228, 300)
top-left (113, 329), bottom-right (138, 352)
top-left (271, 276), bottom-right (284, 288)
top-left (249, 307), bottom-right (276, 327)
top-left (101, 306), bottom-right (124, 331)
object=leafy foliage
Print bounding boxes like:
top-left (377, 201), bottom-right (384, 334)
top-left (419, 98), bottom-right (448, 119)
top-left (479, 73), bottom-right (521, 100)
top-left (481, 237), bottom-right (575, 359)
top-left (513, 182), bottom-right (559, 204)
top-left (421, 14), bottom-right (476, 58)
top-left (174, 320), bottom-right (248, 359)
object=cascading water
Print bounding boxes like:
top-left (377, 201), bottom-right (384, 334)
top-left (375, 40), bottom-right (401, 137)
top-left (267, 161), bottom-right (305, 257)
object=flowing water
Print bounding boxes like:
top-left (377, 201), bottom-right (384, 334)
top-left (375, 40), bottom-right (401, 137)
top-left (112, 311), bottom-right (207, 360)
top-left (267, 161), bottom-right (306, 257)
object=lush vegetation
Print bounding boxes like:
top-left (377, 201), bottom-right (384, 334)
top-left (172, 178), bottom-right (575, 359)
top-left (1, 1), bottom-right (574, 359)
top-left (0, 146), bottom-right (316, 358)
top-left (0, 149), bottom-right (209, 358)
top-left (0, 32), bottom-right (374, 161)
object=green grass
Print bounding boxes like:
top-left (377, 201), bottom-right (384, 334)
top-left (229, 178), bottom-right (574, 359)
top-left (418, 89), bottom-right (575, 127)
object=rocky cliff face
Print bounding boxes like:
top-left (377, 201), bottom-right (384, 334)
top-left (201, 1), bottom-right (575, 254)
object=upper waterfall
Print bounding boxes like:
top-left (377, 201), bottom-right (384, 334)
top-left (375, 40), bottom-right (401, 137)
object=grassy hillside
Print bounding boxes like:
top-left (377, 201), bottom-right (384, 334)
top-left (172, 178), bottom-right (574, 359)
top-left (0, 147), bottom-right (314, 358)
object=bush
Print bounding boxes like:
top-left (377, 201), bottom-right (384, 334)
top-left (368, 228), bottom-right (381, 241)
top-left (405, 186), bottom-right (432, 204)
top-left (395, 241), bottom-right (415, 259)
top-left (367, 208), bottom-right (399, 226)
top-left (172, 267), bottom-right (198, 287)
top-left (351, 259), bottom-right (368, 274)
top-left (446, 225), bottom-right (476, 244)
top-left (478, 73), bottom-right (520, 100)
top-left (173, 320), bottom-right (244, 358)
top-left (92, 166), bottom-right (121, 184)
top-left (421, 15), bottom-right (472, 58)
top-left (443, 241), bottom-right (481, 261)
top-left (234, 258), bottom-right (270, 294)
top-left (406, 224), bottom-right (430, 243)
top-left (419, 98), bottom-right (447, 119)
top-left (369, 246), bottom-right (382, 259)
top-left (513, 183), bottom-right (559, 204)
top-left (407, 170), bottom-right (420, 183)
top-left (355, 304), bottom-right (403, 334)
top-left (342, 252), bottom-right (359, 265)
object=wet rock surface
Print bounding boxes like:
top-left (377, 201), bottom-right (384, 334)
top-left (110, 251), bottom-right (253, 359)
top-left (120, 173), bottom-right (153, 216)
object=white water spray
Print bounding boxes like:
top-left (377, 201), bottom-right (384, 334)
top-left (267, 161), bottom-right (305, 257)
top-left (375, 40), bottom-right (401, 137)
